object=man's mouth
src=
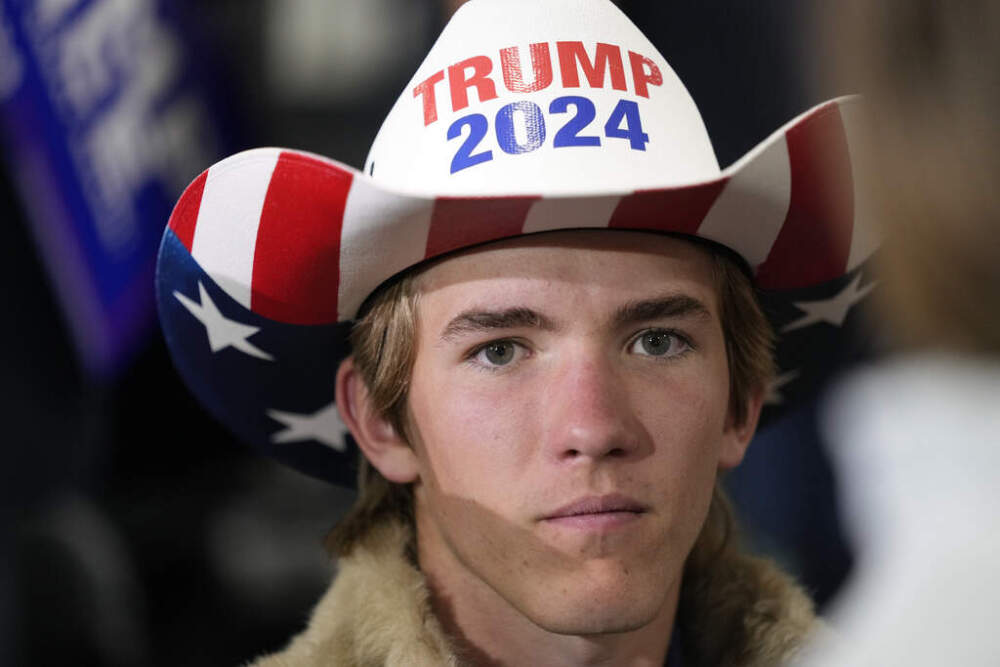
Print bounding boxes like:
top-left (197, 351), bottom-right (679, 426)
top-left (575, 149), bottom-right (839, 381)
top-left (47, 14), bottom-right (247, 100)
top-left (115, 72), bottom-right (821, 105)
top-left (541, 494), bottom-right (648, 529)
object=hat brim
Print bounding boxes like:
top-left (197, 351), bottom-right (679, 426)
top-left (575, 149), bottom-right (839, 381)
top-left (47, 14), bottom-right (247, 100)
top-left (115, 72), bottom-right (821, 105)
top-left (157, 95), bottom-right (878, 485)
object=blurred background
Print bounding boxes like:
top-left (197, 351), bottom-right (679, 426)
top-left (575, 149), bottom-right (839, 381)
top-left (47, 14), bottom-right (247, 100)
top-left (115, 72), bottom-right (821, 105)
top-left (1, 1), bottom-right (865, 664)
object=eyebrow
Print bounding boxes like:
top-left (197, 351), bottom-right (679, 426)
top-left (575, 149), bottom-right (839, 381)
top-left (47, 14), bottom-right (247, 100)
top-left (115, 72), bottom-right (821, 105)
top-left (439, 295), bottom-right (711, 343)
top-left (612, 295), bottom-right (712, 327)
top-left (440, 307), bottom-right (556, 342)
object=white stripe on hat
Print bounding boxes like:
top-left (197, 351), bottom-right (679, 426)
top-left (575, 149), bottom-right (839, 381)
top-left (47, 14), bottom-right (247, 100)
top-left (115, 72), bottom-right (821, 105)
top-left (337, 179), bottom-right (435, 320)
top-left (840, 100), bottom-right (880, 272)
top-left (697, 135), bottom-right (791, 269)
top-left (191, 150), bottom-right (280, 308)
top-left (522, 195), bottom-right (622, 234)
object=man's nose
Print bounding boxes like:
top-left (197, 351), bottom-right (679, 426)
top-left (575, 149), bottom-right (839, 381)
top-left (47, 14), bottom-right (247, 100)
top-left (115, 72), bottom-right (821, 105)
top-left (542, 351), bottom-right (644, 463)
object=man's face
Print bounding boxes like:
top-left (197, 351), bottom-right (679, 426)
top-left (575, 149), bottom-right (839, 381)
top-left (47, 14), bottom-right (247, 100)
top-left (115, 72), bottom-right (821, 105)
top-left (404, 230), bottom-right (746, 635)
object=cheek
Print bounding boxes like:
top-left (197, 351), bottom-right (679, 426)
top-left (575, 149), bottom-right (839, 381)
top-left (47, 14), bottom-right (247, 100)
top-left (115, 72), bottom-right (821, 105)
top-left (629, 372), bottom-right (725, 548)
top-left (633, 362), bottom-right (730, 476)
top-left (407, 364), bottom-right (541, 497)
top-left (641, 363), bottom-right (727, 429)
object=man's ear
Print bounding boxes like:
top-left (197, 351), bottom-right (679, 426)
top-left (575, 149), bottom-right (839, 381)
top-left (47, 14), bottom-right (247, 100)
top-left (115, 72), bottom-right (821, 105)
top-left (718, 386), bottom-right (765, 470)
top-left (336, 358), bottom-right (419, 483)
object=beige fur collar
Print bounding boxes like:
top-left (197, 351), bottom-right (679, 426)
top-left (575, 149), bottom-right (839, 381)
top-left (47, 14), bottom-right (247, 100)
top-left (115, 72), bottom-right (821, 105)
top-left (249, 520), bottom-right (818, 666)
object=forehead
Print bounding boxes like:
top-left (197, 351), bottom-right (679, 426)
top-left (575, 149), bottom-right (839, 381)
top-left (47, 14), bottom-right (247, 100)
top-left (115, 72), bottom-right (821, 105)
top-left (413, 230), bottom-right (720, 315)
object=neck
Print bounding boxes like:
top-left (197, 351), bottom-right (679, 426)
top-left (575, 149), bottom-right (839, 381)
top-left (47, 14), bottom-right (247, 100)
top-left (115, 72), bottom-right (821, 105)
top-left (417, 520), bottom-right (679, 667)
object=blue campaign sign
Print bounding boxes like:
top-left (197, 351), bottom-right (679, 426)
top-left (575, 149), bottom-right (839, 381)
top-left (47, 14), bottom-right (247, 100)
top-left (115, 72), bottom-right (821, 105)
top-left (0, 0), bottom-right (234, 378)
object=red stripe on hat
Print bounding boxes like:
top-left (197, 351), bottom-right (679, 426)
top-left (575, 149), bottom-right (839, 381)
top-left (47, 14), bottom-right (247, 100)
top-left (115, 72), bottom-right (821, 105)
top-left (425, 196), bottom-right (539, 258)
top-left (168, 170), bottom-right (208, 251)
top-left (755, 104), bottom-right (854, 289)
top-left (608, 180), bottom-right (726, 234)
top-left (250, 152), bottom-right (351, 325)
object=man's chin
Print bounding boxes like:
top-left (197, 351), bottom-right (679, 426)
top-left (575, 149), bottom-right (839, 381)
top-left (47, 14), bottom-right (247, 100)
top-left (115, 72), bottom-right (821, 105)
top-left (527, 598), bottom-right (662, 637)
top-left (514, 570), bottom-right (674, 637)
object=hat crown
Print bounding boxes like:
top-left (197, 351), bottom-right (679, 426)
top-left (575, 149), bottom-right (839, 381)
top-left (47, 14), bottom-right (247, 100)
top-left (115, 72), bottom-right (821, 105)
top-left (366, 0), bottom-right (719, 196)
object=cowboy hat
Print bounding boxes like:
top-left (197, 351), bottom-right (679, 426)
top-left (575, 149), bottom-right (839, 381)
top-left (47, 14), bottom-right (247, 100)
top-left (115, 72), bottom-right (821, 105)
top-left (157, 0), bottom-right (877, 485)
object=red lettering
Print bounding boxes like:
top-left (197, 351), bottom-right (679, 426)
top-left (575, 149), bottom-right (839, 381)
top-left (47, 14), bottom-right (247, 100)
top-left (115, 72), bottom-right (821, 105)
top-left (413, 70), bottom-right (446, 125)
top-left (500, 43), bottom-right (554, 93)
top-left (557, 41), bottom-right (627, 91)
top-left (448, 56), bottom-right (498, 113)
top-left (629, 51), bottom-right (663, 98)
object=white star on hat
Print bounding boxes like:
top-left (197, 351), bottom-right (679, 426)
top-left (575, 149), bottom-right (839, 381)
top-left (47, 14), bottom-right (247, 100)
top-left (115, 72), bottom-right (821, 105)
top-left (267, 401), bottom-right (348, 452)
top-left (782, 273), bottom-right (876, 333)
top-left (174, 282), bottom-right (274, 361)
top-left (765, 369), bottom-right (800, 406)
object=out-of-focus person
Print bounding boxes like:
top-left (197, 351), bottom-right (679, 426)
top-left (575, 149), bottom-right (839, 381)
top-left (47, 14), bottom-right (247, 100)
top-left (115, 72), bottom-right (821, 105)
top-left (798, 2), bottom-right (1000, 665)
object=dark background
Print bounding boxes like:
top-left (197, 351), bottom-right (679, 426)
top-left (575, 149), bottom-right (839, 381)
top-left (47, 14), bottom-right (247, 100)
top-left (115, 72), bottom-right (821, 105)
top-left (2, 1), bottom-right (855, 664)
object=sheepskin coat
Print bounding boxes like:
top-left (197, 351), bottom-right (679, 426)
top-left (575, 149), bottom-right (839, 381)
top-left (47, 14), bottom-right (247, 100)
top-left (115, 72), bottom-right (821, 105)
top-left (250, 519), bottom-right (819, 667)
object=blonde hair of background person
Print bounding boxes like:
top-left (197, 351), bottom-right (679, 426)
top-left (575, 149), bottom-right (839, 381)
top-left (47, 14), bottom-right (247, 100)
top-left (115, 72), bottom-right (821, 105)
top-left (821, 0), bottom-right (1000, 353)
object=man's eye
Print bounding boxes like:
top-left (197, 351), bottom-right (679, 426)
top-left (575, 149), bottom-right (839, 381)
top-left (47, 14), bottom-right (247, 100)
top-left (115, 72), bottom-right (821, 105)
top-left (475, 341), bottom-right (518, 367)
top-left (629, 330), bottom-right (689, 358)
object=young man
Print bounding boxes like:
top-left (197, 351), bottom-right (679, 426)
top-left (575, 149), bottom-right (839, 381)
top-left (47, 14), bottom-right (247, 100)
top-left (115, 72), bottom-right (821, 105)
top-left (156, 0), bottom-right (875, 664)
top-left (310, 230), bottom-right (813, 666)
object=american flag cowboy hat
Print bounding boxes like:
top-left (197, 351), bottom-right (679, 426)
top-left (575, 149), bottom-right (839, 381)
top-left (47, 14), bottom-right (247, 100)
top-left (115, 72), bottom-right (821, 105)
top-left (157, 0), bottom-right (878, 485)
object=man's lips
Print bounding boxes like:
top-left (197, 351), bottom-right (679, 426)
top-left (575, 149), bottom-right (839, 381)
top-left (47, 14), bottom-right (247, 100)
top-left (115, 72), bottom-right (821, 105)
top-left (541, 494), bottom-right (649, 525)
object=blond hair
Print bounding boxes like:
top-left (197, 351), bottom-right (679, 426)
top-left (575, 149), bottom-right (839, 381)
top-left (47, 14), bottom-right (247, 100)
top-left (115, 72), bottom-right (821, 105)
top-left (820, 0), bottom-right (1000, 354)
top-left (327, 244), bottom-right (775, 557)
